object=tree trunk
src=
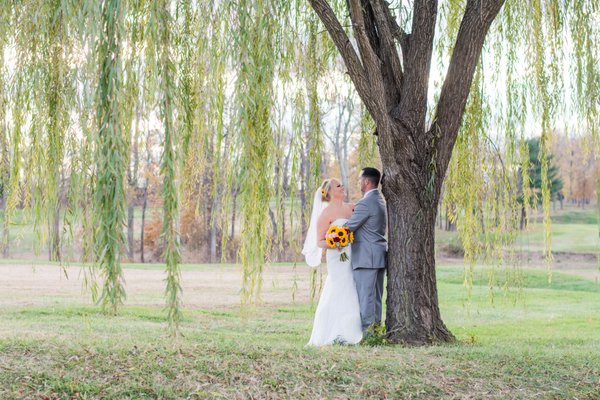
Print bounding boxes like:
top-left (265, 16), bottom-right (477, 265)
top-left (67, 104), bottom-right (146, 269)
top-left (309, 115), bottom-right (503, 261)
top-left (0, 194), bottom-right (8, 258)
top-left (0, 120), bottom-right (8, 258)
top-left (519, 205), bottom-right (527, 230)
top-left (49, 202), bottom-right (61, 262)
top-left (127, 202), bottom-right (134, 261)
top-left (299, 147), bottom-right (308, 236)
top-left (445, 204), bottom-right (455, 231)
top-left (383, 148), bottom-right (454, 344)
top-left (209, 223), bottom-right (218, 263)
top-left (339, 145), bottom-right (350, 202)
top-left (140, 186), bottom-right (148, 263)
top-left (282, 145), bottom-right (291, 196)
top-left (230, 187), bottom-right (238, 239)
top-left (209, 185), bottom-right (221, 263)
top-left (209, 183), bottom-right (219, 263)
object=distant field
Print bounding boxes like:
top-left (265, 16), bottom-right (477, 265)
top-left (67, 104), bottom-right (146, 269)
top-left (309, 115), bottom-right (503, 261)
top-left (436, 206), bottom-right (599, 255)
top-left (1, 204), bottom-right (598, 261)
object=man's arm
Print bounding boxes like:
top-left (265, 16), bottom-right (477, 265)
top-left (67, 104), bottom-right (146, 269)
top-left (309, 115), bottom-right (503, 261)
top-left (345, 200), bottom-right (369, 232)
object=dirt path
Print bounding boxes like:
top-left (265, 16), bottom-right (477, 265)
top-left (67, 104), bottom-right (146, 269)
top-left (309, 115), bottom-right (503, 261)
top-left (0, 263), bottom-right (318, 309)
top-left (514, 252), bottom-right (600, 280)
top-left (1, 257), bottom-right (598, 309)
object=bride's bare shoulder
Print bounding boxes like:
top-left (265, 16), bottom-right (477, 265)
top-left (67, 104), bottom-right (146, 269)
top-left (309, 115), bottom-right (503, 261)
top-left (318, 206), bottom-right (333, 223)
top-left (344, 202), bottom-right (355, 211)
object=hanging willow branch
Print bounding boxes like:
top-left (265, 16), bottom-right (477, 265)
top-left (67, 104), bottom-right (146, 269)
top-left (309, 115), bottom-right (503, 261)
top-left (0, 4), bottom-right (9, 258)
top-left (156, 0), bottom-right (183, 336)
top-left (94, 0), bottom-right (127, 315)
top-left (235, 0), bottom-right (278, 305)
top-left (44, 0), bottom-right (68, 262)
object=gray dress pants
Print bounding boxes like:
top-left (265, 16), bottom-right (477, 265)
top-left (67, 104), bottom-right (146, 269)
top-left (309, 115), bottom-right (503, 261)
top-left (353, 268), bottom-right (385, 333)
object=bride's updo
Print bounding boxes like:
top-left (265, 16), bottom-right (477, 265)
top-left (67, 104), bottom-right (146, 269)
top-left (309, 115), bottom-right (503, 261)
top-left (320, 179), bottom-right (332, 201)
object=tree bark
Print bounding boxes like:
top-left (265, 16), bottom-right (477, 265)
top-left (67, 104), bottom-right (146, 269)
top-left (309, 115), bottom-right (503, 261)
top-left (379, 120), bottom-right (455, 344)
top-left (383, 165), bottom-right (453, 343)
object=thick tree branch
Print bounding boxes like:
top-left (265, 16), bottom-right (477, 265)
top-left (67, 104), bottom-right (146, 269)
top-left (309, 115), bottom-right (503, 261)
top-left (392, 0), bottom-right (438, 135)
top-left (347, 0), bottom-right (388, 124)
top-left (360, 0), bottom-right (380, 58)
top-left (308, 0), bottom-right (380, 120)
top-left (358, 0), bottom-right (401, 113)
top-left (434, 0), bottom-right (506, 173)
top-left (382, 2), bottom-right (409, 56)
top-left (369, 0), bottom-right (403, 91)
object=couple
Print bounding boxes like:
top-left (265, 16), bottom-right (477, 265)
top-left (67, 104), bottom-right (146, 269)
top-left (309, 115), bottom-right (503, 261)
top-left (302, 167), bottom-right (387, 346)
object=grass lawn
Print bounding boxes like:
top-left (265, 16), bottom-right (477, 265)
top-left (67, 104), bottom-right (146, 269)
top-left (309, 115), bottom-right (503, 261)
top-left (436, 206), bottom-right (599, 254)
top-left (1, 263), bottom-right (599, 399)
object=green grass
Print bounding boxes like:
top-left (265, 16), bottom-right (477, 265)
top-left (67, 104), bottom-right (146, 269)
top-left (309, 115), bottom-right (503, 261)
top-left (435, 205), bottom-right (599, 254)
top-left (514, 223), bottom-right (599, 253)
top-left (541, 207), bottom-right (598, 225)
top-left (438, 264), bottom-right (600, 293)
top-left (1, 264), bottom-right (599, 399)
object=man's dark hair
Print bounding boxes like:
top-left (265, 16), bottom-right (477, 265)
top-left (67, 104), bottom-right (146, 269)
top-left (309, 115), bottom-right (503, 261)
top-left (361, 167), bottom-right (381, 186)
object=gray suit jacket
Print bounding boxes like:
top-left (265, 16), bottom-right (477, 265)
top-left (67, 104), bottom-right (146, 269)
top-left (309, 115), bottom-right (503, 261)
top-left (346, 189), bottom-right (387, 270)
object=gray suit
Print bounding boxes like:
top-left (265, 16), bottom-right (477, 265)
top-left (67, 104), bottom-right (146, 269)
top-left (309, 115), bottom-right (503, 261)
top-left (345, 189), bottom-right (387, 333)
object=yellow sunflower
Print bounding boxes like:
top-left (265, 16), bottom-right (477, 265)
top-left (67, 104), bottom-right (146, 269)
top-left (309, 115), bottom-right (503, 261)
top-left (326, 237), bottom-right (335, 248)
top-left (349, 232), bottom-right (354, 243)
top-left (340, 237), bottom-right (348, 247)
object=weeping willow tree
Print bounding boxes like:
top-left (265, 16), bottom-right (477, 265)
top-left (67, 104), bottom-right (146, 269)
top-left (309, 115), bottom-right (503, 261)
top-left (307, 0), bottom-right (599, 344)
top-left (0, 0), bottom-right (597, 340)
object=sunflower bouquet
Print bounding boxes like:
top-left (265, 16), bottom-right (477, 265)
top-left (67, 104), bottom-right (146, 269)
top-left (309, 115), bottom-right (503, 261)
top-left (326, 225), bottom-right (354, 261)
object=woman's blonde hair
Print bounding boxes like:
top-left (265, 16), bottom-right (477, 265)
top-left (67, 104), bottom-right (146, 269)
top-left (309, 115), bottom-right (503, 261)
top-left (320, 179), bottom-right (333, 201)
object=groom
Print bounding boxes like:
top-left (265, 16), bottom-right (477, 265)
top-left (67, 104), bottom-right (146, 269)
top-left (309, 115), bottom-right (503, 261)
top-left (345, 167), bottom-right (387, 334)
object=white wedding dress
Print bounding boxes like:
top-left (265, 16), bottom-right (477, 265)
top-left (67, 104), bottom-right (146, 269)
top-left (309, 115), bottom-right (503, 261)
top-left (307, 218), bottom-right (363, 346)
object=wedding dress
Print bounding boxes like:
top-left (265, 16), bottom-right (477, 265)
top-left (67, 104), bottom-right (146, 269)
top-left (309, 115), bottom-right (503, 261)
top-left (307, 218), bottom-right (362, 346)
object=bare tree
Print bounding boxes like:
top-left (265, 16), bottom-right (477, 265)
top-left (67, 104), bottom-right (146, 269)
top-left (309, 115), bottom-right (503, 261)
top-left (0, 119), bottom-right (8, 258)
top-left (140, 128), bottom-right (157, 264)
top-left (323, 87), bottom-right (358, 201)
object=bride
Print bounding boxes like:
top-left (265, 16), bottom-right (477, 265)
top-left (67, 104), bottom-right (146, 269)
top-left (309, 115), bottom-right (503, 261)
top-left (302, 178), bottom-right (362, 346)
